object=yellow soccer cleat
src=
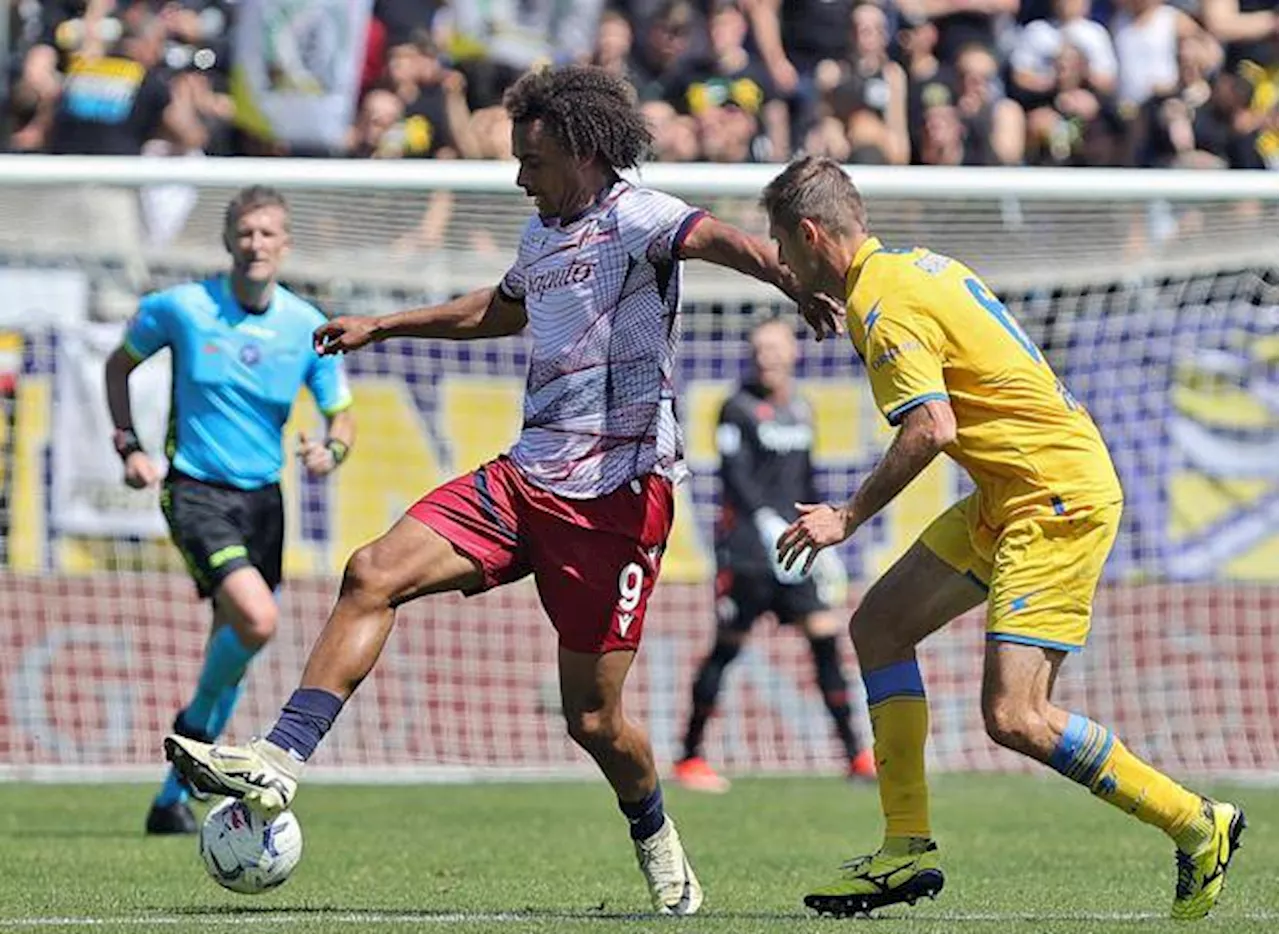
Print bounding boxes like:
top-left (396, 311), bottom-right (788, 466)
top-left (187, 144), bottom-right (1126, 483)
top-left (1171, 801), bottom-right (1246, 921)
top-left (164, 735), bottom-right (300, 816)
top-left (804, 843), bottom-right (944, 917)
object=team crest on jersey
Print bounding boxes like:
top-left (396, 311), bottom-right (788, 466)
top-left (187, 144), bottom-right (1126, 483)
top-left (239, 343), bottom-right (262, 366)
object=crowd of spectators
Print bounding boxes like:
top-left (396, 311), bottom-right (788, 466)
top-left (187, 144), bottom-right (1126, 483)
top-left (4, 0), bottom-right (1277, 170)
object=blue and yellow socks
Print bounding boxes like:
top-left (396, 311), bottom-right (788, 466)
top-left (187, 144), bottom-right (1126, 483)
top-left (863, 659), bottom-right (932, 844)
top-left (1049, 713), bottom-right (1212, 853)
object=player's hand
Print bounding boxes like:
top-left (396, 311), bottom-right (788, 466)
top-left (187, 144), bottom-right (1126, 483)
top-left (777, 502), bottom-right (854, 575)
top-left (754, 508), bottom-right (807, 584)
top-left (314, 316), bottom-right (378, 356)
top-left (798, 292), bottom-right (845, 343)
top-left (123, 451), bottom-right (161, 489)
top-left (296, 432), bottom-right (337, 476)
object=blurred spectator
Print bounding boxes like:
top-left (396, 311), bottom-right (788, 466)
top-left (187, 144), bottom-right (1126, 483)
top-left (896, 0), bottom-right (1018, 65)
top-left (667, 2), bottom-right (788, 160)
top-left (48, 6), bottom-right (204, 155)
top-left (953, 42), bottom-right (1026, 163)
top-left (1112, 0), bottom-right (1221, 113)
top-left (1010, 0), bottom-right (1119, 106)
top-left (385, 32), bottom-right (478, 159)
top-left (347, 87), bottom-right (405, 159)
top-left (441, 0), bottom-right (604, 109)
top-left (741, 0), bottom-right (853, 97)
top-left (916, 89), bottom-right (968, 163)
top-left (1025, 40), bottom-right (1126, 164)
top-left (898, 13), bottom-right (957, 163)
top-left (643, 99), bottom-right (702, 159)
top-left (813, 2), bottom-right (909, 164)
top-left (1137, 33), bottom-right (1265, 168)
top-left (1201, 0), bottom-right (1279, 166)
top-left (592, 10), bottom-right (638, 79)
top-left (630, 0), bottom-right (700, 102)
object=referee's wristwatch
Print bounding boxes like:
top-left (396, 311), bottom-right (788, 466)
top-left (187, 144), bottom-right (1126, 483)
top-left (113, 428), bottom-right (145, 462)
top-left (324, 438), bottom-right (349, 467)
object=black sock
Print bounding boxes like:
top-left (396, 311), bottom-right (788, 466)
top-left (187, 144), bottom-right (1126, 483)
top-left (619, 784), bottom-right (666, 841)
top-left (810, 635), bottom-right (861, 759)
top-left (682, 638), bottom-right (741, 761)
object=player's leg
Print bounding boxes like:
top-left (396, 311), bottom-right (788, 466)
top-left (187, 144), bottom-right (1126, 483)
top-left (981, 504), bottom-right (1245, 920)
top-left (804, 500), bottom-right (987, 916)
top-left (796, 608), bottom-right (872, 778)
top-left (778, 574), bottom-right (872, 778)
top-left (536, 475), bottom-right (700, 915)
top-left (674, 571), bottom-right (764, 793)
top-left (166, 463), bottom-right (525, 812)
top-left (149, 479), bottom-right (277, 833)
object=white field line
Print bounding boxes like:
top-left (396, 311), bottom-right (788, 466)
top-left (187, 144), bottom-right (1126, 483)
top-left (2, 911), bottom-right (1278, 927)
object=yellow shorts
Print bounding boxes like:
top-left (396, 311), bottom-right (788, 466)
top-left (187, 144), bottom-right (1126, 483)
top-left (919, 494), bottom-right (1122, 652)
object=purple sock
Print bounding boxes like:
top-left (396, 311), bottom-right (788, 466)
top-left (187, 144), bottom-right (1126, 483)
top-left (265, 688), bottom-right (345, 762)
top-left (619, 784), bottom-right (666, 841)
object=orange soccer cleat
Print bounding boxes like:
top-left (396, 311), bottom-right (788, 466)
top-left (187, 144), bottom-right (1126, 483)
top-left (847, 748), bottom-right (877, 781)
top-left (673, 756), bottom-right (731, 794)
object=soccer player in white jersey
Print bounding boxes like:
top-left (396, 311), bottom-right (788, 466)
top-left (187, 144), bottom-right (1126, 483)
top-left (165, 65), bottom-right (838, 915)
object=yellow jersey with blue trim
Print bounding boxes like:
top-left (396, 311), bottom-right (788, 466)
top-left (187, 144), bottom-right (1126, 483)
top-left (844, 236), bottom-right (1122, 527)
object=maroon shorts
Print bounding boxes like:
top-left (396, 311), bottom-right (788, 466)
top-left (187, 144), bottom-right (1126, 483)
top-left (406, 456), bottom-right (674, 654)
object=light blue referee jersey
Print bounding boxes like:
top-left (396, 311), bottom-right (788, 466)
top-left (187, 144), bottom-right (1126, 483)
top-left (124, 276), bottom-right (352, 490)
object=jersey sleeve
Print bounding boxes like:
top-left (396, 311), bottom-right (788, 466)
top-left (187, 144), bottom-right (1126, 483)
top-left (123, 291), bottom-right (175, 361)
top-left (307, 349), bottom-right (353, 417)
top-left (617, 187), bottom-right (707, 265)
top-left (863, 302), bottom-right (949, 426)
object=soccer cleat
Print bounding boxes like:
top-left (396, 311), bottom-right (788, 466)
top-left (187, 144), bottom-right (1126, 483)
top-left (169, 711), bottom-right (213, 802)
top-left (847, 748), bottom-right (877, 781)
top-left (145, 800), bottom-right (197, 835)
top-left (1171, 800), bottom-right (1246, 920)
top-left (164, 735), bottom-right (299, 816)
top-left (804, 843), bottom-right (944, 917)
top-left (634, 817), bottom-right (703, 916)
top-left (673, 756), bottom-right (731, 794)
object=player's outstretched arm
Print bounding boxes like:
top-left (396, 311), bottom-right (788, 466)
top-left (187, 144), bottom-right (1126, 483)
top-left (678, 217), bottom-right (844, 340)
top-left (314, 287), bottom-right (528, 355)
top-left (777, 400), bottom-right (955, 572)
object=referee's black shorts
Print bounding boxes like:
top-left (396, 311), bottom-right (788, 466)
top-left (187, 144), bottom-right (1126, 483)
top-left (161, 470), bottom-right (284, 599)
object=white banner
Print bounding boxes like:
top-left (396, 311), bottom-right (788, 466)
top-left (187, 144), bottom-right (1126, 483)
top-left (51, 324), bottom-right (171, 538)
top-left (0, 269), bottom-right (88, 330)
top-left (230, 0), bottom-right (373, 148)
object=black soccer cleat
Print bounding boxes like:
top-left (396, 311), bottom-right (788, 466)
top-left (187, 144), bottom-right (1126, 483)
top-left (145, 800), bottom-right (198, 836)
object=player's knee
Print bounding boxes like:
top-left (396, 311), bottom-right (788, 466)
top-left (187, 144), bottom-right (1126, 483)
top-left (982, 696), bottom-right (1045, 754)
top-left (564, 707), bottom-right (623, 752)
top-left (340, 544), bottom-right (398, 608)
top-left (237, 601), bottom-right (278, 646)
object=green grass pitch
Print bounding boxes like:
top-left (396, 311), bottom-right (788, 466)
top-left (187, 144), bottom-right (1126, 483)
top-left (1, 775), bottom-right (1275, 933)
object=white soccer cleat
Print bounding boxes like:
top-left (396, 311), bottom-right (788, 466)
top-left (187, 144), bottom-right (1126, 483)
top-left (634, 816), bottom-right (703, 916)
top-left (164, 735), bottom-right (300, 816)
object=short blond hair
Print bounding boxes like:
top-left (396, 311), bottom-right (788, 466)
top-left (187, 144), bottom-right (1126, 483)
top-left (760, 156), bottom-right (867, 236)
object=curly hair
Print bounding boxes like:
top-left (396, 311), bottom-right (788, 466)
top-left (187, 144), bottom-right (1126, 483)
top-left (503, 65), bottom-right (652, 170)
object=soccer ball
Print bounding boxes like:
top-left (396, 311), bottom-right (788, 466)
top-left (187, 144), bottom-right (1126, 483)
top-left (199, 798), bottom-right (303, 894)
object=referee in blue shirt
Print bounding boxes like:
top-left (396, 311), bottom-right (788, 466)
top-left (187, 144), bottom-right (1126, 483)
top-left (105, 186), bottom-right (356, 834)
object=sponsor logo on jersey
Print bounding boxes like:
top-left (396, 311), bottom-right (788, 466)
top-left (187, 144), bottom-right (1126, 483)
top-left (756, 421), bottom-right (813, 453)
top-left (526, 261), bottom-right (597, 297)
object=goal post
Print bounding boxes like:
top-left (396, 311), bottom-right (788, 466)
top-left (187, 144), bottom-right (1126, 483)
top-left (0, 157), bottom-right (1274, 783)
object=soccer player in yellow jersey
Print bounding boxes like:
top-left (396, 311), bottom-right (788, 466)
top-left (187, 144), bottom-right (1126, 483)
top-left (760, 156), bottom-right (1246, 920)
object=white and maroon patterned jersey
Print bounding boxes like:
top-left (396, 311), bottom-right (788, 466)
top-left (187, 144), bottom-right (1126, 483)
top-left (498, 181), bottom-right (706, 499)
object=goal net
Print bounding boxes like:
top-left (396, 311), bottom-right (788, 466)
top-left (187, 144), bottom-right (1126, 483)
top-left (0, 158), bottom-right (1274, 783)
